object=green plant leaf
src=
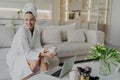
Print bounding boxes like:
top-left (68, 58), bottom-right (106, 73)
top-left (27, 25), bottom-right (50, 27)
top-left (90, 44), bottom-right (120, 67)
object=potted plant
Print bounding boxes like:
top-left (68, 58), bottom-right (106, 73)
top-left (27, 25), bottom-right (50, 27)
top-left (90, 43), bottom-right (120, 76)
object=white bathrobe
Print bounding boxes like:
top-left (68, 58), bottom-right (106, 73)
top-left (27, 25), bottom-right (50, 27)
top-left (7, 24), bottom-right (44, 80)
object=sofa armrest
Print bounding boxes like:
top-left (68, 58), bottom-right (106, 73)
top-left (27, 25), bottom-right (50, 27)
top-left (84, 30), bottom-right (104, 45)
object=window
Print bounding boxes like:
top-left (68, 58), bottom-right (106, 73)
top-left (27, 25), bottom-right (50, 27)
top-left (60, 0), bottom-right (109, 30)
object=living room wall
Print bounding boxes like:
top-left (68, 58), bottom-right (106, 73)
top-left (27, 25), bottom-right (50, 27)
top-left (0, 0), bottom-right (52, 19)
top-left (0, 0), bottom-right (60, 25)
top-left (107, 0), bottom-right (120, 47)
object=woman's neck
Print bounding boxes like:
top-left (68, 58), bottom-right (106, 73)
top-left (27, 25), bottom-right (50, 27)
top-left (29, 28), bottom-right (34, 36)
top-left (29, 28), bottom-right (34, 31)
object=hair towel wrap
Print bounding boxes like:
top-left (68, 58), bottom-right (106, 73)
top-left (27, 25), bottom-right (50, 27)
top-left (23, 3), bottom-right (37, 19)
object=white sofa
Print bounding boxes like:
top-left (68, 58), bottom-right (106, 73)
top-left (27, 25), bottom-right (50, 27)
top-left (38, 23), bottom-right (104, 62)
top-left (0, 23), bottom-right (104, 80)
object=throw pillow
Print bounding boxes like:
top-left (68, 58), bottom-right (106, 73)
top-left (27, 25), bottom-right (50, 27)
top-left (38, 23), bottom-right (76, 41)
top-left (67, 30), bottom-right (85, 43)
top-left (60, 23), bottom-right (76, 41)
top-left (42, 29), bottom-right (62, 44)
top-left (0, 24), bottom-right (14, 48)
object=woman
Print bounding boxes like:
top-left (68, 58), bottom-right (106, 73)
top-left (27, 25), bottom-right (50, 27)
top-left (7, 3), bottom-right (56, 80)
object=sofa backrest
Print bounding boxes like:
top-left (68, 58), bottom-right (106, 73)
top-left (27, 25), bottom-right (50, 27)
top-left (0, 23), bottom-right (104, 48)
top-left (39, 23), bottom-right (77, 45)
top-left (63, 29), bottom-right (104, 44)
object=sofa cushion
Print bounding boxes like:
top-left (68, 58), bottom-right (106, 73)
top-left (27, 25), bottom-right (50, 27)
top-left (84, 30), bottom-right (104, 44)
top-left (39, 23), bottom-right (76, 41)
top-left (60, 23), bottom-right (76, 41)
top-left (67, 30), bottom-right (86, 43)
top-left (42, 29), bottom-right (62, 44)
top-left (43, 42), bottom-right (91, 58)
top-left (0, 24), bottom-right (14, 48)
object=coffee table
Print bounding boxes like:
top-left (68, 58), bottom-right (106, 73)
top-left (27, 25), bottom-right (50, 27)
top-left (28, 61), bottom-right (120, 80)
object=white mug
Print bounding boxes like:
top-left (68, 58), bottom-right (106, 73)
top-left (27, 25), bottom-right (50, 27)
top-left (48, 47), bottom-right (57, 54)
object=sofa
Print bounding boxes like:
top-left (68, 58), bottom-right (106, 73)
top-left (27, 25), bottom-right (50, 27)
top-left (38, 23), bottom-right (104, 62)
top-left (0, 23), bottom-right (104, 80)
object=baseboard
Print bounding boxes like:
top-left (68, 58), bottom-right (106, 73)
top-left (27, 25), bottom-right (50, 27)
top-left (59, 59), bottom-right (97, 66)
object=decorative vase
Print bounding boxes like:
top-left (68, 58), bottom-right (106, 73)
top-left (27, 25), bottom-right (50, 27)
top-left (99, 59), bottom-right (111, 76)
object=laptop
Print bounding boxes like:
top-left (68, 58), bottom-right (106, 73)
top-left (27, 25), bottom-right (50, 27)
top-left (50, 56), bottom-right (76, 78)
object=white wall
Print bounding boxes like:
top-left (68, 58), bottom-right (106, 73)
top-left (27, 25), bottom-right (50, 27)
top-left (0, 0), bottom-right (52, 20)
top-left (107, 0), bottom-right (120, 47)
top-left (0, 0), bottom-right (52, 10)
top-left (52, 0), bottom-right (60, 25)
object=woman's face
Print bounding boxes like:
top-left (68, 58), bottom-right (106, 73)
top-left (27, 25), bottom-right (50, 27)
top-left (24, 13), bottom-right (36, 31)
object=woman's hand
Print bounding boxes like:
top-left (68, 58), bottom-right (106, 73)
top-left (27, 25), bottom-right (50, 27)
top-left (44, 48), bottom-right (49, 53)
top-left (44, 52), bottom-right (56, 58)
top-left (40, 52), bottom-right (57, 58)
top-left (40, 48), bottom-right (57, 58)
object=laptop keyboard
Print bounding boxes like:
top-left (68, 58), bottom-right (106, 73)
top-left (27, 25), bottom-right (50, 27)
top-left (51, 69), bottom-right (62, 77)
